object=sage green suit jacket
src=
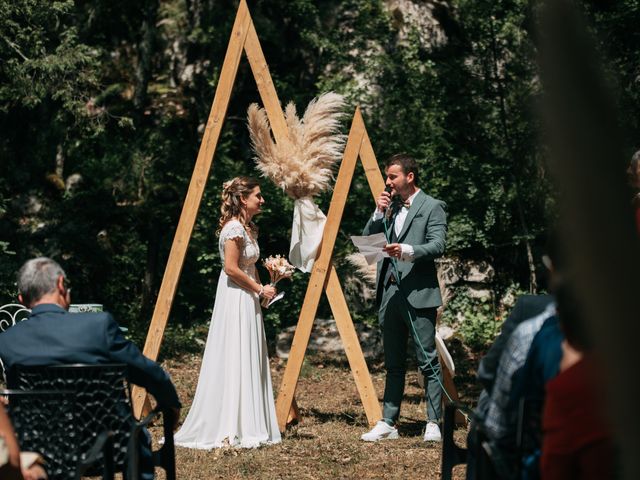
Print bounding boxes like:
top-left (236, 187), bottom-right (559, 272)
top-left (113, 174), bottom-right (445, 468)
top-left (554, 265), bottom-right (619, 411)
top-left (362, 189), bottom-right (447, 310)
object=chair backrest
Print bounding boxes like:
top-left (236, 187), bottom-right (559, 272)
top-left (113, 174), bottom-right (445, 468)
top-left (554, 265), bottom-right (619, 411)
top-left (8, 364), bottom-right (133, 479)
top-left (0, 303), bottom-right (30, 332)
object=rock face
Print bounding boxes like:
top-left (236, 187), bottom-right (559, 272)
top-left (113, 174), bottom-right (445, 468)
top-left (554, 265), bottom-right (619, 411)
top-left (276, 318), bottom-right (383, 360)
top-left (275, 318), bottom-right (456, 364)
top-left (385, 0), bottom-right (449, 50)
top-left (437, 258), bottom-right (495, 285)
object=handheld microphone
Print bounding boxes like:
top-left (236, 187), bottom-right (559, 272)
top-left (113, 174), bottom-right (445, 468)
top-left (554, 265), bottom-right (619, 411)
top-left (383, 185), bottom-right (394, 219)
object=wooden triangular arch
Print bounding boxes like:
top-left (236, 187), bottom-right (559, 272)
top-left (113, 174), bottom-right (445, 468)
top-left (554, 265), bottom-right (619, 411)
top-left (133, 0), bottom-right (462, 431)
top-left (130, 0), bottom-right (380, 428)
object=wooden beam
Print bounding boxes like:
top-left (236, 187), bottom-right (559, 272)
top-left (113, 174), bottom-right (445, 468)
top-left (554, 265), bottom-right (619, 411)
top-left (275, 108), bottom-right (366, 430)
top-left (243, 9), bottom-right (306, 427)
top-left (325, 265), bottom-right (382, 425)
top-left (132, 0), bottom-right (251, 418)
top-left (359, 123), bottom-right (386, 197)
top-left (244, 20), bottom-right (288, 142)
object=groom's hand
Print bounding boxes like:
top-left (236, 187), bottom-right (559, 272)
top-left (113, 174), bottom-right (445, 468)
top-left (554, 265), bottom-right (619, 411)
top-left (376, 190), bottom-right (391, 212)
top-left (384, 243), bottom-right (402, 258)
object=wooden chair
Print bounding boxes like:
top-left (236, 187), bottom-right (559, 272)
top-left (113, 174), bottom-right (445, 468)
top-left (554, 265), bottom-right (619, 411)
top-left (2, 363), bottom-right (175, 480)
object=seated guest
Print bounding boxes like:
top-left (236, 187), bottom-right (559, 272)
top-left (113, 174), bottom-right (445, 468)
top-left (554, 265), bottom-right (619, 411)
top-left (507, 287), bottom-right (564, 478)
top-left (467, 248), bottom-right (557, 479)
top-left (0, 257), bottom-right (181, 480)
top-left (481, 237), bottom-right (568, 479)
top-left (481, 301), bottom-right (557, 479)
top-left (541, 282), bottom-right (615, 480)
top-left (1, 402), bottom-right (25, 480)
top-left (0, 404), bottom-right (47, 480)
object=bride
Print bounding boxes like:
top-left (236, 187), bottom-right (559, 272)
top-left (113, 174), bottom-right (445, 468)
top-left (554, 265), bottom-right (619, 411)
top-left (174, 176), bottom-right (282, 449)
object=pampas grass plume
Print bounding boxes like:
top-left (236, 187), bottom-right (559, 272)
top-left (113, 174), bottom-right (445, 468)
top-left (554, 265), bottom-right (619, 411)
top-left (248, 92), bottom-right (346, 198)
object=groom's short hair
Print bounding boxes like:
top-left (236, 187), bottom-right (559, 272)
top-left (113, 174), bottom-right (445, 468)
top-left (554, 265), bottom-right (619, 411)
top-left (386, 154), bottom-right (419, 183)
top-left (17, 257), bottom-right (66, 306)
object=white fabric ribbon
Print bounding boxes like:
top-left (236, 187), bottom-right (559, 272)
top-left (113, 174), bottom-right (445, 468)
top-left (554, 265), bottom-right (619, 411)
top-left (289, 197), bottom-right (327, 273)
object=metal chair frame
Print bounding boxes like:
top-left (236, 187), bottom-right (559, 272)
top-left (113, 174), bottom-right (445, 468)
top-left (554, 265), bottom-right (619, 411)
top-left (1, 363), bottom-right (175, 480)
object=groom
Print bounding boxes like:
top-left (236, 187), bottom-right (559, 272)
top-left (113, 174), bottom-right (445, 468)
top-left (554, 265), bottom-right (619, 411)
top-left (361, 154), bottom-right (447, 442)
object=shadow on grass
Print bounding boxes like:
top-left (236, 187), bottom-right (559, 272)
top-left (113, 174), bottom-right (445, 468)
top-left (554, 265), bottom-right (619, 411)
top-left (397, 417), bottom-right (426, 436)
top-left (302, 407), bottom-right (367, 426)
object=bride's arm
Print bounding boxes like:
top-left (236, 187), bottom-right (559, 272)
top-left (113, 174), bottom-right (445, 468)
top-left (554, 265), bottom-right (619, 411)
top-left (224, 238), bottom-right (276, 299)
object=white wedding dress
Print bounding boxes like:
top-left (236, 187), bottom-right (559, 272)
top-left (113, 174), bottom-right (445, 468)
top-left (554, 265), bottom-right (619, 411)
top-left (174, 220), bottom-right (281, 449)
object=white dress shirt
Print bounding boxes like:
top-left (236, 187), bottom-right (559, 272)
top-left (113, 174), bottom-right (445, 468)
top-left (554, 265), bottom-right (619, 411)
top-left (371, 189), bottom-right (420, 262)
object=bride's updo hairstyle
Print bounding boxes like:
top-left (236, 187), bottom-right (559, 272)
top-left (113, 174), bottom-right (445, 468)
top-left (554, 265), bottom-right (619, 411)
top-left (217, 176), bottom-right (260, 235)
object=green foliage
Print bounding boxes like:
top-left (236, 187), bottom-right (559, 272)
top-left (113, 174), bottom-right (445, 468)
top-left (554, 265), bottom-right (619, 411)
top-left (0, 0), bottom-right (635, 354)
top-left (441, 282), bottom-right (528, 351)
top-left (441, 290), bottom-right (500, 351)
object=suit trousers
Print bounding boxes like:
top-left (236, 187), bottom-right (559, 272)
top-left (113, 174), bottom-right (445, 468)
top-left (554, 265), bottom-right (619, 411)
top-left (379, 283), bottom-right (442, 424)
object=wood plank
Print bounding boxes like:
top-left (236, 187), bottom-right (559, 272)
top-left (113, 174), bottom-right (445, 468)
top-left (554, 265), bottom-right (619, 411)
top-left (244, 21), bottom-right (288, 143)
top-left (132, 0), bottom-right (251, 418)
top-left (441, 356), bottom-right (467, 427)
top-left (275, 110), bottom-right (366, 430)
top-left (358, 122), bottom-right (386, 197)
top-left (243, 13), bottom-right (304, 428)
top-left (325, 264), bottom-right (382, 426)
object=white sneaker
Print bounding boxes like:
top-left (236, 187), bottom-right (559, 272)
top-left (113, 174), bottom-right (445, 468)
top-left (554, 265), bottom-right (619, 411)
top-left (360, 420), bottom-right (399, 442)
top-left (423, 422), bottom-right (442, 442)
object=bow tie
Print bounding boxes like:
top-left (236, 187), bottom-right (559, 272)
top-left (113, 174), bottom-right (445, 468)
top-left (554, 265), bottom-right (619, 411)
top-left (392, 200), bottom-right (410, 213)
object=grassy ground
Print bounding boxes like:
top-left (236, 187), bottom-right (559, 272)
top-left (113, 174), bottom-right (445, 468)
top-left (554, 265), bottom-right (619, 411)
top-left (147, 342), bottom-right (478, 480)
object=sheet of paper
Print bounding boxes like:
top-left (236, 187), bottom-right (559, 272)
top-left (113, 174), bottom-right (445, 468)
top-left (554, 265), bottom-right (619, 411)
top-left (266, 291), bottom-right (285, 308)
top-left (350, 232), bottom-right (389, 265)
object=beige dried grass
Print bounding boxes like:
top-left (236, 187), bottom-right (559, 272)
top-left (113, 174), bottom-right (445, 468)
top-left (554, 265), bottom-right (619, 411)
top-left (346, 253), bottom-right (377, 288)
top-left (248, 92), bottom-right (346, 199)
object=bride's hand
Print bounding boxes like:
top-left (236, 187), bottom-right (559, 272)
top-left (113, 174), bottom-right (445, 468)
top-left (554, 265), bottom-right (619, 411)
top-left (262, 284), bottom-right (277, 300)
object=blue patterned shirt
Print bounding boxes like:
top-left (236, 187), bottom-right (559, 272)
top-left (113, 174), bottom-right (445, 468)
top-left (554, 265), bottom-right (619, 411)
top-left (484, 302), bottom-right (556, 441)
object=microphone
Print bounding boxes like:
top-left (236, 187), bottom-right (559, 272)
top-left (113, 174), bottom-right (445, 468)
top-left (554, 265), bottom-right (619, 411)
top-left (383, 185), bottom-right (394, 220)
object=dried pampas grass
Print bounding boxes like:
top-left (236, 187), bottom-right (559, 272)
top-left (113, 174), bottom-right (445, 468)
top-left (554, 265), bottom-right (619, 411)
top-left (248, 92), bottom-right (346, 199)
top-left (346, 253), bottom-right (377, 289)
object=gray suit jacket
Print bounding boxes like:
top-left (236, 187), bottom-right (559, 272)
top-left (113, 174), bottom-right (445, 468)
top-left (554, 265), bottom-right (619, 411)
top-left (363, 189), bottom-right (447, 310)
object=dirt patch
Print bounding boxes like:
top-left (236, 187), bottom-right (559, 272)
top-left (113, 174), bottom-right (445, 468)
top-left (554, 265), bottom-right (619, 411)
top-left (148, 352), bottom-right (472, 479)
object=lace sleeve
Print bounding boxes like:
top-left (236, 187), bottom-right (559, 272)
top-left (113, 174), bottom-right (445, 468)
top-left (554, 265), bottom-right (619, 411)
top-left (220, 221), bottom-right (246, 244)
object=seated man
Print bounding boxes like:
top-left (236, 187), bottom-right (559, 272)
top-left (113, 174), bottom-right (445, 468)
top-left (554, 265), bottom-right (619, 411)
top-left (467, 238), bottom-right (561, 480)
top-left (0, 404), bottom-right (47, 480)
top-left (0, 257), bottom-right (181, 479)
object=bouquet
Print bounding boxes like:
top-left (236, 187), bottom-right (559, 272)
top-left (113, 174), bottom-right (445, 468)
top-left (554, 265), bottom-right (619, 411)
top-left (261, 255), bottom-right (296, 307)
top-left (248, 92), bottom-right (346, 272)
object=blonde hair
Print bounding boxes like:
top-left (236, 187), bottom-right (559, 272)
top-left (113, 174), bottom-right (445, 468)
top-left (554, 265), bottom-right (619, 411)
top-left (217, 176), bottom-right (260, 236)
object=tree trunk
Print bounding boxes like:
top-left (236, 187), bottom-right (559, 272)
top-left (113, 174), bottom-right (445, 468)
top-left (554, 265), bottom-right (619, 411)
top-left (133, 0), bottom-right (159, 113)
top-left (488, 15), bottom-right (537, 292)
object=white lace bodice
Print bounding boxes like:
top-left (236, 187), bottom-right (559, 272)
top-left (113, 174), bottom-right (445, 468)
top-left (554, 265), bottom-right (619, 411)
top-left (219, 220), bottom-right (260, 272)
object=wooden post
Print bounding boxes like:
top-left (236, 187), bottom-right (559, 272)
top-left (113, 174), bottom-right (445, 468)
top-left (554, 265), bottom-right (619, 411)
top-left (132, 0), bottom-right (251, 418)
top-left (276, 108), bottom-right (384, 430)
